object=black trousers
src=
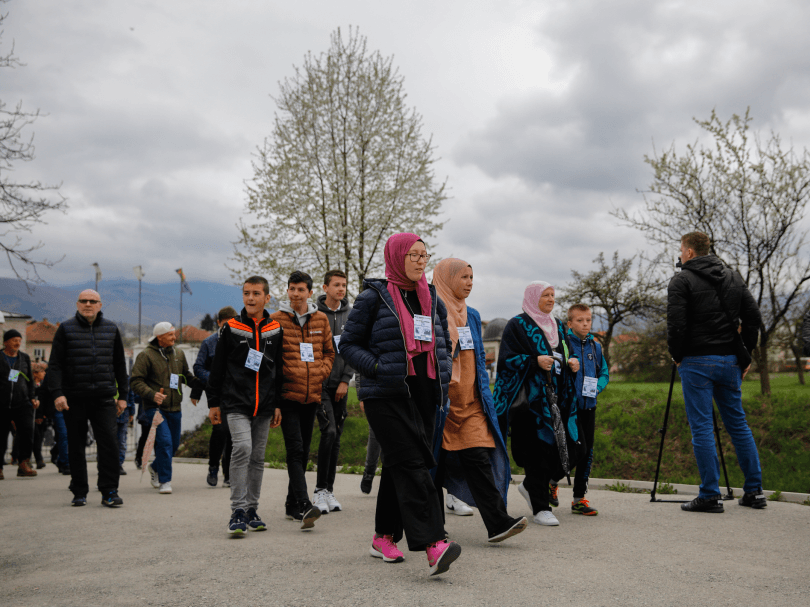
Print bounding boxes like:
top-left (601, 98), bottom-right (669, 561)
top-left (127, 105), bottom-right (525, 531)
top-left (0, 405), bottom-right (34, 466)
top-left (365, 394), bottom-right (445, 552)
top-left (32, 419), bottom-right (48, 464)
top-left (135, 421), bottom-right (149, 463)
top-left (316, 387), bottom-right (347, 491)
top-left (573, 408), bottom-right (596, 499)
top-left (522, 442), bottom-right (561, 513)
top-left (63, 396), bottom-right (119, 497)
top-left (435, 447), bottom-right (513, 536)
top-left (280, 401), bottom-right (317, 509)
top-left (208, 417), bottom-right (232, 480)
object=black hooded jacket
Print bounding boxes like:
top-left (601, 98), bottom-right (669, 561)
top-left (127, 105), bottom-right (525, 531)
top-left (667, 255), bottom-right (761, 363)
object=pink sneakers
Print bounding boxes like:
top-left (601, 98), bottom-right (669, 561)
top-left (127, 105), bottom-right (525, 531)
top-left (426, 539), bottom-right (461, 576)
top-left (370, 534), bottom-right (405, 563)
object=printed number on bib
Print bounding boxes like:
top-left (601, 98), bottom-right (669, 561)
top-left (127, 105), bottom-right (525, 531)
top-left (169, 374), bottom-right (180, 390)
top-left (333, 334), bottom-right (341, 354)
top-left (582, 376), bottom-right (598, 398)
top-left (457, 326), bottom-right (474, 350)
top-left (299, 343), bottom-right (315, 362)
top-left (413, 315), bottom-right (432, 342)
top-left (552, 352), bottom-right (563, 375)
top-left (8, 369), bottom-right (20, 383)
top-left (245, 349), bottom-right (262, 371)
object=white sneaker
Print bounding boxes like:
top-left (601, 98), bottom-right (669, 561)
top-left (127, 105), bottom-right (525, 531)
top-left (325, 491), bottom-right (342, 512)
top-left (533, 510), bottom-right (559, 526)
top-left (159, 482), bottom-right (172, 494)
top-left (445, 493), bottom-right (474, 516)
top-left (313, 489), bottom-right (330, 514)
top-left (149, 465), bottom-right (160, 489)
top-left (518, 482), bottom-right (533, 513)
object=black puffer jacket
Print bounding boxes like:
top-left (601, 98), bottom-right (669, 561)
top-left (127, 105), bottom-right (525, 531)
top-left (48, 311), bottom-right (129, 399)
top-left (667, 255), bottom-right (760, 362)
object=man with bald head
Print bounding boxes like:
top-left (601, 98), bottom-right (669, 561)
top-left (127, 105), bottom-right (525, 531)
top-left (49, 289), bottom-right (129, 507)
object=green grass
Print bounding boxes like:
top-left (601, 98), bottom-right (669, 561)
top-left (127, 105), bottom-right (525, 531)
top-left (177, 377), bottom-right (810, 494)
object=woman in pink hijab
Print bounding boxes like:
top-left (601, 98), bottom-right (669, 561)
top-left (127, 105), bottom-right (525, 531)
top-left (339, 232), bottom-right (459, 577)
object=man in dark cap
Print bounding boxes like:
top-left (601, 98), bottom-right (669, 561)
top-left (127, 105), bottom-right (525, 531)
top-left (1, 329), bottom-right (39, 479)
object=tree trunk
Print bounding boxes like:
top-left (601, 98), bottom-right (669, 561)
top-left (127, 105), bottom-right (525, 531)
top-left (791, 345), bottom-right (806, 385)
top-left (758, 339), bottom-right (771, 396)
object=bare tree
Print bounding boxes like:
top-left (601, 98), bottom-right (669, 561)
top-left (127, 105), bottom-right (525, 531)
top-left (233, 27), bottom-right (446, 294)
top-left (1, 3), bottom-right (66, 285)
top-left (557, 251), bottom-right (666, 369)
top-left (614, 108), bottom-right (810, 395)
top-left (774, 294), bottom-right (810, 385)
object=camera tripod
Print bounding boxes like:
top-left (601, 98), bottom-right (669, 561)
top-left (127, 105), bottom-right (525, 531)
top-left (650, 363), bottom-right (734, 503)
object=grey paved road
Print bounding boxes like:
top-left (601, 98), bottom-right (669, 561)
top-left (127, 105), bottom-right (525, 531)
top-left (1, 462), bottom-right (808, 607)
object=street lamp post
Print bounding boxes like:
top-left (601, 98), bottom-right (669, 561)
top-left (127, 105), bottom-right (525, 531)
top-left (133, 266), bottom-right (145, 343)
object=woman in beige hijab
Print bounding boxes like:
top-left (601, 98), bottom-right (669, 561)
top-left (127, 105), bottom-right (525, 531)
top-left (432, 258), bottom-right (527, 543)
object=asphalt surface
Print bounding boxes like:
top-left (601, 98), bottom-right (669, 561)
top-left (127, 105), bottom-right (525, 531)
top-left (1, 462), bottom-right (808, 607)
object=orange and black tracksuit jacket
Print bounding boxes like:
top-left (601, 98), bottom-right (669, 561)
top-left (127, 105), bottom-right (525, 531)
top-left (206, 309), bottom-right (283, 418)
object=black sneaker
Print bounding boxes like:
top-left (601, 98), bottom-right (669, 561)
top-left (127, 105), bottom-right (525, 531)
top-left (681, 496), bottom-right (724, 513)
top-left (360, 473), bottom-right (374, 495)
top-left (488, 516), bottom-right (528, 543)
top-left (228, 509), bottom-right (247, 535)
top-left (119, 466), bottom-right (127, 476)
top-left (101, 492), bottom-right (124, 507)
top-left (60, 466), bottom-right (71, 476)
top-left (738, 490), bottom-right (767, 509)
top-left (300, 502), bottom-right (321, 530)
top-left (134, 458), bottom-right (142, 470)
top-left (246, 508), bottom-right (267, 531)
top-left (71, 496), bottom-right (87, 507)
top-left (206, 467), bottom-right (218, 487)
top-left (285, 502), bottom-right (299, 520)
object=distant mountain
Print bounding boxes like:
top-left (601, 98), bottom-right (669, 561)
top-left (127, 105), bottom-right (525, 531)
top-left (0, 278), bottom-right (257, 328)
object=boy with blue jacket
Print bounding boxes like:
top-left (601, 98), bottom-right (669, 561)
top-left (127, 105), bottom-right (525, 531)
top-left (562, 303), bottom-right (609, 516)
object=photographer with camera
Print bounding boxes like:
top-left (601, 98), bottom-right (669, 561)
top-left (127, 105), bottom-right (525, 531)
top-left (667, 231), bottom-right (766, 513)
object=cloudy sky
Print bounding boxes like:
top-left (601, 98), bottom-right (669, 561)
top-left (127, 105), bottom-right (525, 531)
top-left (4, 0), bottom-right (810, 319)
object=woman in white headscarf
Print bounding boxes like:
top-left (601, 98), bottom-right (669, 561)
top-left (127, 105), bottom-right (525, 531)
top-left (492, 282), bottom-right (581, 526)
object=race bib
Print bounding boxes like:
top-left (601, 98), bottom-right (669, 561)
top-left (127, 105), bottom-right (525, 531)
top-left (333, 334), bottom-right (341, 354)
top-left (413, 314), bottom-right (432, 342)
top-left (245, 349), bottom-right (262, 371)
top-left (300, 342), bottom-right (315, 362)
top-left (552, 352), bottom-right (562, 375)
top-left (169, 374), bottom-right (179, 390)
top-left (583, 376), bottom-right (598, 398)
top-left (457, 326), bottom-right (474, 350)
top-left (8, 369), bottom-right (20, 383)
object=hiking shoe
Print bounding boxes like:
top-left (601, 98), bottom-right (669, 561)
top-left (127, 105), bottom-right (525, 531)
top-left (370, 534), bottom-right (405, 563)
top-left (206, 467), bottom-right (218, 487)
top-left (0, 469), bottom-right (4, 480)
top-left (285, 502), bottom-right (299, 521)
top-left (246, 508), bottom-right (267, 531)
top-left (71, 496), bottom-right (87, 507)
top-left (681, 496), bottom-right (724, 513)
top-left (36, 460), bottom-right (46, 470)
top-left (549, 482), bottom-right (559, 507)
top-left (518, 482), bottom-right (534, 514)
top-left (446, 493), bottom-right (474, 516)
top-left (571, 499), bottom-right (598, 516)
top-left (228, 509), bottom-right (247, 535)
top-left (60, 466), bottom-right (71, 476)
top-left (360, 473), bottom-right (374, 494)
top-left (300, 503), bottom-right (321, 530)
top-left (149, 465), bottom-right (160, 488)
top-left (119, 466), bottom-right (127, 476)
top-left (325, 491), bottom-right (342, 512)
top-left (426, 539), bottom-right (461, 576)
top-left (738, 490), bottom-right (767, 509)
top-left (532, 510), bottom-right (560, 526)
top-left (488, 517), bottom-right (528, 543)
top-left (101, 492), bottom-right (124, 507)
top-left (313, 489), bottom-right (330, 514)
top-left (159, 482), bottom-right (172, 494)
top-left (17, 460), bottom-right (37, 477)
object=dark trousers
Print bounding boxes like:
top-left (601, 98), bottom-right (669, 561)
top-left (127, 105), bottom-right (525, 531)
top-left (280, 401), bottom-right (317, 509)
top-left (0, 406), bottom-right (34, 467)
top-left (33, 419), bottom-right (48, 465)
top-left (573, 408), bottom-right (596, 499)
top-left (435, 447), bottom-right (513, 536)
top-left (135, 421), bottom-right (149, 463)
top-left (316, 387), bottom-right (347, 492)
top-left (365, 395), bottom-right (445, 552)
top-left (522, 447), bottom-right (554, 513)
top-left (208, 418), bottom-right (232, 480)
top-left (63, 396), bottom-right (119, 497)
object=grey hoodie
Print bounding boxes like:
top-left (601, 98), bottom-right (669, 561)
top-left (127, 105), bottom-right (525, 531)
top-left (316, 294), bottom-right (356, 389)
top-left (278, 300), bottom-right (319, 326)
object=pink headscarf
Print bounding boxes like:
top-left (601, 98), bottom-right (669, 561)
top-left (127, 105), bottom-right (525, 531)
top-left (384, 232), bottom-right (436, 379)
top-left (522, 281), bottom-right (559, 348)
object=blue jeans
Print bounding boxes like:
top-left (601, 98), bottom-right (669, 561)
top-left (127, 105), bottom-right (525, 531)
top-left (679, 355), bottom-right (762, 498)
top-left (53, 410), bottom-right (69, 467)
top-left (117, 422), bottom-right (128, 465)
top-left (144, 408), bottom-right (182, 483)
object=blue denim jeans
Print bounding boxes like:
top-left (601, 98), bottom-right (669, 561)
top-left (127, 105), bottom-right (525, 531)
top-left (53, 410), bottom-right (69, 467)
top-left (678, 355), bottom-right (762, 498)
top-left (117, 422), bottom-right (128, 465)
top-left (144, 408), bottom-right (182, 483)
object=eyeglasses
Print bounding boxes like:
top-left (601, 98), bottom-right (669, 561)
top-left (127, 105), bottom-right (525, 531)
top-left (78, 299), bottom-right (100, 304)
top-left (406, 253), bottom-right (431, 262)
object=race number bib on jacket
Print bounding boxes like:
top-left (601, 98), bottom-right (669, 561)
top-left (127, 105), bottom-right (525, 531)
top-left (457, 326), bottom-right (474, 350)
top-left (245, 349), bottom-right (262, 371)
top-left (169, 374), bottom-right (179, 390)
top-left (414, 315), bottom-right (432, 342)
top-left (8, 369), bottom-right (20, 383)
top-left (582, 376), bottom-right (598, 398)
top-left (299, 343), bottom-right (315, 362)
